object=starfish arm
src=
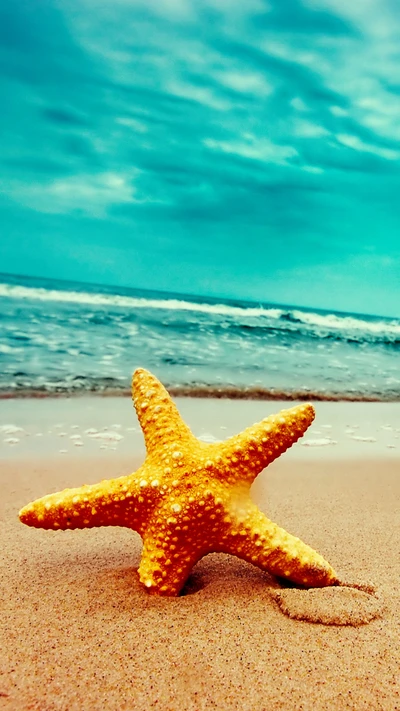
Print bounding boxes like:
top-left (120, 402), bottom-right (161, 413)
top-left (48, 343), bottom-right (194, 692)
top-left (215, 403), bottom-right (315, 483)
top-left (18, 468), bottom-right (157, 533)
top-left (138, 532), bottom-right (205, 596)
top-left (132, 368), bottom-right (195, 455)
top-left (136, 497), bottom-right (228, 595)
top-left (220, 506), bottom-right (338, 588)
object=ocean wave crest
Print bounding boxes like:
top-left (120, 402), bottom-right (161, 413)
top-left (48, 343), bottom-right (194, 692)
top-left (290, 309), bottom-right (400, 337)
top-left (1, 280), bottom-right (399, 344)
top-left (0, 282), bottom-right (283, 320)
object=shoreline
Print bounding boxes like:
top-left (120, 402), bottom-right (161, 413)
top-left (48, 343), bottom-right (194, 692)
top-left (1, 396), bottom-right (399, 462)
top-left (1, 387), bottom-right (399, 402)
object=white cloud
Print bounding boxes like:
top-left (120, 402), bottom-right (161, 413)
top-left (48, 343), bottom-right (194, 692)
top-left (294, 120), bottom-right (329, 138)
top-left (262, 39), bottom-right (331, 73)
top-left (329, 105), bottom-right (348, 117)
top-left (167, 80), bottom-right (232, 111)
top-left (306, 0), bottom-right (397, 39)
top-left (300, 1), bottom-right (400, 146)
top-left (216, 70), bottom-right (273, 96)
top-left (2, 173), bottom-right (142, 216)
top-left (116, 117), bottom-right (148, 133)
top-left (303, 165), bottom-right (324, 174)
top-left (204, 134), bottom-right (297, 165)
top-left (353, 91), bottom-right (400, 141)
top-left (291, 97), bottom-right (309, 112)
top-left (336, 133), bottom-right (400, 160)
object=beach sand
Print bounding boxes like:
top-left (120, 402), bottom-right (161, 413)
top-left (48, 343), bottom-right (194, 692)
top-left (1, 398), bottom-right (399, 710)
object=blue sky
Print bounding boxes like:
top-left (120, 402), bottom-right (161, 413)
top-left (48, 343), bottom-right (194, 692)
top-left (0, 0), bottom-right (399, 317)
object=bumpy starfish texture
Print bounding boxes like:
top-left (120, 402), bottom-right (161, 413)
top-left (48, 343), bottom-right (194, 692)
top-left (19, 368), bottom-right (339, 596)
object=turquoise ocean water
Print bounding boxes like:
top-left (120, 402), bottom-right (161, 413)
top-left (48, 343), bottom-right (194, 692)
top-left (0, 273), bottom-right (399, 400)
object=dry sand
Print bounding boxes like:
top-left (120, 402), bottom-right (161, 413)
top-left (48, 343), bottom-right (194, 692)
top-left (1, 399), bottom-right (400, 710)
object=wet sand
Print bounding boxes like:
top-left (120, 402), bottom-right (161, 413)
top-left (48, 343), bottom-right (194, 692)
top-left (1, 399), bottom-right (399, 710)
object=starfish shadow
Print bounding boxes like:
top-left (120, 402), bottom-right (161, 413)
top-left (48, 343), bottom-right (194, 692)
top-left (274, 576), bottom-right (307, 589)
top-left (179, 572), bottom-right (207, 596)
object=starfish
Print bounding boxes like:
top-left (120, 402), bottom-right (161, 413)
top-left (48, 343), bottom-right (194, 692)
top-left (19, 368), bottom-right (339, 596)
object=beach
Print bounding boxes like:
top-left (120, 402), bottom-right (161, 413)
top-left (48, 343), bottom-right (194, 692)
top-left (2, 0), bottom-right (400, 706)
top-left (1, 396), bottom-right (399, 710)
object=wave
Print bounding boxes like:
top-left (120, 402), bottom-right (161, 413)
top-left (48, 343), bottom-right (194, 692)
top-left (1, 280), bottom-right (399, 342)
top-left (0, 282), bottom-right (283, 320)
top-left (289, 309), bottom-right (400, 338)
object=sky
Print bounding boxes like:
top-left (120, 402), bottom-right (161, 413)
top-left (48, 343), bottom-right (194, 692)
top-left (0, 0), bottom-right (399, 318)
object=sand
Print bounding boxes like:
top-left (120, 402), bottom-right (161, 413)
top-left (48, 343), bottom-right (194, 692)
top-left (1, 398), bottom-right (400, 710)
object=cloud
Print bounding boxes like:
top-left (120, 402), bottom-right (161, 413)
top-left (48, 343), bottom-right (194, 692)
top-left (293, 120), bottom-right (329, 138)
top-left (1, 173), bottom-right (140, 216)
top-left (251, 0), bottom-right (358, 36)
top-left (1, 0), bottom-right (400, 316)
top-left (203, 135), bottom-right (298, 165)
top-left (336, 133), bottom-right (400, 160)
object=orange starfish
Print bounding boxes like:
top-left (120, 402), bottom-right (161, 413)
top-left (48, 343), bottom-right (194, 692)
top-left (19, 368), bottom-right (339, 595)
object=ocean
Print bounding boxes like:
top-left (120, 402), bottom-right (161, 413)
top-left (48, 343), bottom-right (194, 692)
top-left (0, 273), bottom-right (399, 401)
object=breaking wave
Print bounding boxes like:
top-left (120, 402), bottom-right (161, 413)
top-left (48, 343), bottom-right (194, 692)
top-left (1, 280), bottom-right (399, 346)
